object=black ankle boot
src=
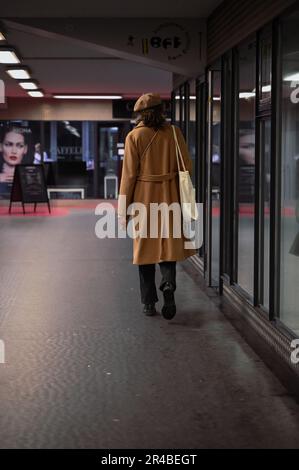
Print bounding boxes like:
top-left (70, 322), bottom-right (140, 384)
top-left (161, 284), bottom-right (176, 320)
top-left (143, 304), bottom-right (156, 316)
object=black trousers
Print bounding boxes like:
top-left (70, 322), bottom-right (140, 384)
top-left (138, 261), bottom-right (176, 304)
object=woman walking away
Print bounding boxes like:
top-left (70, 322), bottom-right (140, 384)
top-left (118, 93), bottom-right (196, 320)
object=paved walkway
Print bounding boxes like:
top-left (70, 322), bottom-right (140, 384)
top-left (1, 203), bottom-right (299, 448)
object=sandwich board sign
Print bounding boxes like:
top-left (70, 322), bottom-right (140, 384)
top-left (9, 164), bottom-right (51, 214)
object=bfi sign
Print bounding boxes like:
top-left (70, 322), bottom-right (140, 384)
top-left (150, 36), bottom-right (182, 49)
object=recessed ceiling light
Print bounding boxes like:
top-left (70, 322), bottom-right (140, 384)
top-left (239, 92), bottom-right (256, 99)
top-left (19, 81), bottom-right (38, 90)
top-left (175, 95), bottom-right (196, 100)
top-left (0, 48), bottom-right (20, 64)
top-left (6, 67), bottom-right (31, 79)
top-left (28, 90), bottom-right (44, 97)
top-left (0, 32), bottom-right (6, 41)
top-left (53, 95), bottom-right (122, 99)
top-left (251, 85), bottom-right (272, 93)
top-left (262, 85), bottom-right (271, 92)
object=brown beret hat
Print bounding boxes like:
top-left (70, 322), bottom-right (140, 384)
top-left (134, 92), bottom-right (162, 112)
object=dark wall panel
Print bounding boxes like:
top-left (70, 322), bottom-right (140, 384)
top-left (207, 0), bottom-right (297, 63)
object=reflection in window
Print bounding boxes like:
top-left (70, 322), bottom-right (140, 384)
top-left (180, 86), bottom-right (185, 130)
top-left (260, 119), bottom-right (271, 310)
top-left (280, 12), bottom-right (299, 334)
top-left (237, 39), bottom-right (256, 296)
top-left (260, 32), bottom-right (272, 105)
top-left (211, 69), bottom-right (221, 285)
top-left (98, 126), bottom-right (121, 198)
top-left (57, 121), bottom-right (82, 162)
top-left (188, 80), bottom-right (196, 183)
top-left (175, 88), bottom-right (180, 127)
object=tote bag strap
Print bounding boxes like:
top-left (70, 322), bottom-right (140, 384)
top-left (171, 125), bottom-right (186, 172)
top-left (140, 130), bottom-right (159, 160)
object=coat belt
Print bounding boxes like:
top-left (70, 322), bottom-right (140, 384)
top-left (137, 172), bottom-right (178, 182)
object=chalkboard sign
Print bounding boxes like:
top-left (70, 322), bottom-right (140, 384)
top-left (9, 164), bottom-right (51, 214)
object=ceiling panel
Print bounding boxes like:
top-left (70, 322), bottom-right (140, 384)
top-left (4, 27), bottom-right (112, 58)
top-left (0, 23), bottom-right (172, 98)
top-left (0, 3), bottom-right (221, 98)
top-left (1, 0), bottom-right (223, 18)
top-left (0, 60), bottom-right (172, 98)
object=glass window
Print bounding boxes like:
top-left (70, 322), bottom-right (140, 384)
top-left (259, 118), bottom-right (271, 309)
top-left (222, 53), bottom-right (233, 278)
top-left (98, 125), bottom-right (122, 198)
top-left (54, 121), bottom-right (86, 196)
top-left (279, 11), bottom-right (299, 333)
top-left (43, 122), bottom-right (54, 162)
top-left (259, 31), bottom-right (272, 106)
top-left (175, 88), bottom-right (180, 127)
top-left (57, 121), bottom-right (82, 162)
top-left (189, 79), bottom-right (196, 182)
top-left (205, 65), bottom-right (222, 286)
top-left (237, 38), bottom-right (256, 296)
top-left (211, 70), bottom-right (221, 285)
top-left (180, 85), bottom-right (185, 131)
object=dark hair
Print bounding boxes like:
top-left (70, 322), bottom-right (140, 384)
top-left (135, 104), bottom-right (166, 130)
top-left (0, 124), bottom-right (33, 171)
top-left (0, 124), bottom-right (31, 145)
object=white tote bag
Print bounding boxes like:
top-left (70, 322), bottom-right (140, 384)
top-left (172, 125), bottom-right (198, 221)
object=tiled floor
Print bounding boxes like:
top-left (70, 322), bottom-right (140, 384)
top-left (1, 202), bottom-right (299, 448)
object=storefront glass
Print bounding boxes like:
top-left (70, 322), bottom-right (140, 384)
top-left (211, 69), bottom-right (221, 285)
top-left (279, 11), bottom-right (299, 334)
top-left (237, 38), bottom-right (256, 296)
top-left (175, 88), bottom-right (180, 127)
top-left (259, 118), bottom-right (271, 310)
top-left (98, 125), bottom-right (121, 199)
top-left (0, 120), bottom-right (127, 200)
top-left (189, 79), bottom-right (196, 183)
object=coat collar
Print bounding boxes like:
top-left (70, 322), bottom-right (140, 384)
top-left (135, 121), bottom-right (145, 128)
top-left (134, 121), bottom-right (171, 129)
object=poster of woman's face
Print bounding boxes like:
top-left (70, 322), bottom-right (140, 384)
top-left (239, 128), bottom-right (255, 166)
top-left (2, 129), bottom-right (28, 166)
top-left (0, 123), bottom-right (34, 198)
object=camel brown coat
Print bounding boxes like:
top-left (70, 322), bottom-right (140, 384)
top-left (118, 122), bottom-right (197, 265)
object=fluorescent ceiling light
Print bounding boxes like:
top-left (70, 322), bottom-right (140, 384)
top-left (284, 73), bottom-right (299, 81)
top-left (6, 68), bottom-right (31, 79)
top-left (262, 85), bottom-right (271, 92)
top-left (28, 90), bottom-right (44, 97)
top-left (239, 92), bottom-right (256, 99)
top-left (19, 81), bottom-right (38, 90)
top-left (213, 97), bottom-right (221, 101)
top-left (0, 32), bottom-right (6, 41)
top-left (251, 85), bottom-right (271, 93)
top-left (53, 95), bottom-right (122, 99)
top-left (0, 48), bottom-right (20, 64)
top-left (175, 95), bottom-right (196, 100)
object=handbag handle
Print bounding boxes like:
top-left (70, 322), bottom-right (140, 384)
top-left (172, 125), bottom-right (186, 172)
